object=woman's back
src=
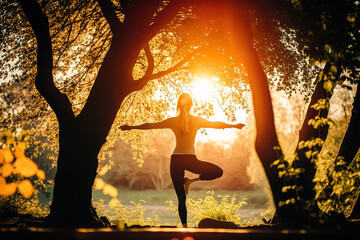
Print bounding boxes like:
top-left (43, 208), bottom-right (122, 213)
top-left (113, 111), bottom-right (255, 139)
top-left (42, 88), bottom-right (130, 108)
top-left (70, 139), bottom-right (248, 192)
top-left (171, 115), bottom-right (199, 155)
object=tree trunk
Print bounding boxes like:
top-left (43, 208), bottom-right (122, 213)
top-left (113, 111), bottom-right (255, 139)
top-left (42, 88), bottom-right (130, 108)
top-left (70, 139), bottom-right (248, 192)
top-left (19, 0), bottom-right (183, 227)
top-left (319, 85), bottom-right (360, 217)
top-left (46, 119), bottom-right (104, 227)
top-left (296, 62), bottom-right (331, 205)
top-left (46, 38), bottom-right (139, 227)
top-left (336, 86), bottom-right (360, 166)
top-left (224, 7), bottom-right (296, 223)
top-left (344, 87), bottom-right (360, 218)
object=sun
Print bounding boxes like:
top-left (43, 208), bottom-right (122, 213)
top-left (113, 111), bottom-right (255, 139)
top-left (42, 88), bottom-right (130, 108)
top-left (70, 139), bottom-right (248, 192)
top-left (191, 76), bottom-right (215, 101)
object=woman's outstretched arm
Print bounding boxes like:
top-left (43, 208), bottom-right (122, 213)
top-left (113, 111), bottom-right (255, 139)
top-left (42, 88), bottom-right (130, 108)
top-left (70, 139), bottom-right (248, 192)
top-left (120, 118), bottom-right (174, 131)
top-left (197, 117), bottom-right (245, 129)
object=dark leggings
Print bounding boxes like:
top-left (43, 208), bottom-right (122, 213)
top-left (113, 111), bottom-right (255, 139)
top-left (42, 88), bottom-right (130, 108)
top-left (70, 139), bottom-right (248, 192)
top-left (170, 154), bottom-right (223, 225)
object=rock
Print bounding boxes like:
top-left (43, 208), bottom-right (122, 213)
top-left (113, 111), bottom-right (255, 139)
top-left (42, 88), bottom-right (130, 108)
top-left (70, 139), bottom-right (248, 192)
top-left (198, 218), bottom-right (238, 229)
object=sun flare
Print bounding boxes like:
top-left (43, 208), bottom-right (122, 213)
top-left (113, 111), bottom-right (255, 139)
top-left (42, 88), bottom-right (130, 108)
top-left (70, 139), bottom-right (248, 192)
top-left (191, 77), bottom-right (215, 101)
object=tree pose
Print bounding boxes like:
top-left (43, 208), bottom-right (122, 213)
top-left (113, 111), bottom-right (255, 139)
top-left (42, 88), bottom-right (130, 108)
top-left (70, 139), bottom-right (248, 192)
top-left (121, 93), bottom-right (244, 227)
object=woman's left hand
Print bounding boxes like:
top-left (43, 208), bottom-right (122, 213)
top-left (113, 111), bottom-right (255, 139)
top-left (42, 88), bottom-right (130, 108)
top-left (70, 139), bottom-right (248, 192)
top-left (236, 123), bottom-right (245, 129)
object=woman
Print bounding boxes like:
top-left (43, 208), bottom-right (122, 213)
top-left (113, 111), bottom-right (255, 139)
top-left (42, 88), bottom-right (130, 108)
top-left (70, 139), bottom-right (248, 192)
top-left (120, 93), bottom-right (245, 227)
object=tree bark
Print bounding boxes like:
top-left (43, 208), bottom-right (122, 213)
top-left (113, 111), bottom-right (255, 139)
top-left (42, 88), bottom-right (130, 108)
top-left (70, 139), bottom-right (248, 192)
top-left (47, 27), bottom-right (143, 226)
top-left (336, 86), bottom-right (360, 166)
top-left (223, 6), bottom-right (296, 223)
top-left (296, 62), bottom-right (331, 205)
top-left (320, 85), bottom-right (360, 217)
top-left (344, 87), bottom-right (360, 217)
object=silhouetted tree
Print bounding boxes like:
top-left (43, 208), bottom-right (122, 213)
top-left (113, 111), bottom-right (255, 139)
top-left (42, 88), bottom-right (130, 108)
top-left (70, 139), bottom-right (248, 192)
top-left (17, 0), bottom-right (190, 227)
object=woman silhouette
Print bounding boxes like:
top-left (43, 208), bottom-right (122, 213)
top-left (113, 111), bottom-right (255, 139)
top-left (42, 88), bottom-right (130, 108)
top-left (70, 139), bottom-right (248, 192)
top-left (121, 93), bottom-right (244, 227)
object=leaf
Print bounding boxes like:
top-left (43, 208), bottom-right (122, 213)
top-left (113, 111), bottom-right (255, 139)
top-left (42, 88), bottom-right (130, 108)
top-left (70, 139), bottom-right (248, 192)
top-left (94, 178), bottom-right (105, 190)
top-left (298, 141), bottom-right (305, 149)
top-left (0, 181), bottom-right (17, 196)
top-left (13, 157), bottom-right (38, 177)
top-left (98, 165), bottom-right (109, 176)
top-left (18, 179), bottom-right (34, 198)
top-left (103, 183), bottom-right (118, 198)
top-left (14, 145), bottom-right (26, 158)
top-left (1, 163), bottom-right (13, 177)
top-left (109, 197), bottom-right (120, 207)
top-left (3, 148), bottom-right (14, 163)
top-left (271, 160), bottom-right (280, 167)
top-left (36, 169), bottom-right (45, 180)
top-left (323, 80), bottom-right (333, 92)
top-left (308, 119), bottom-right (315, 126)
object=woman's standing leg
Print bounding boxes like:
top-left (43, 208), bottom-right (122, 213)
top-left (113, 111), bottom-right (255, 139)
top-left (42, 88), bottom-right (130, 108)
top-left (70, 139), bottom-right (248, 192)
top-left (170, 155), bottom-right (187, 227)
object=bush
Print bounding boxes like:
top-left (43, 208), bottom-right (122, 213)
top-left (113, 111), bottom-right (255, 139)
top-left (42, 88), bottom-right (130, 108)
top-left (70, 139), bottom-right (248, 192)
top-left (93, 199), bottom-right (160, 227)
top-left (167, 191), bottom-right (247, 227)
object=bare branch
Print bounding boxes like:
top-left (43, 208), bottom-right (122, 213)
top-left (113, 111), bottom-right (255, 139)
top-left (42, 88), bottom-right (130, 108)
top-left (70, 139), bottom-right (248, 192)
top-left (144, 43), bottom-right (155, 78)
top-left (97, 0), bottom-right (122, 35)
top-left (18, 0), bottom-right (74, 120)
top-left (133, 50), bottom-right (192, 91)
top-left (145, 0), bottom-right (184, 42)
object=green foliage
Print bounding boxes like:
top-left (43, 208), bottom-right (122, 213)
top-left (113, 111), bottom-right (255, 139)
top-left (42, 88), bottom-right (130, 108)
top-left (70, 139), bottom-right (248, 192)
top-left (0, 185), bottom-right (50, 218)
top-left (308, 116), bottom-right (334, 129)
top-left (93, 199), bottom-right (159, 228)
top-left (271, 147), bottom-right (304, 208)
top-left (316, 117), bottom-right (360, 215)
top-left (318, 155), bottom-right (360, 216)
top-left (166, 191), bottom-right (247, 227)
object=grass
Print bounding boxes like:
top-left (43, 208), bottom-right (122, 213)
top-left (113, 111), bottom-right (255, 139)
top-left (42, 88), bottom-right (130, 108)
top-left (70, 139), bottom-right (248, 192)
top-left (92, 188), bottom-right (272, 226)
top-left (37, 187), bottom-right (271, 226)
top-left (92, 188), bottom-right (269, 209)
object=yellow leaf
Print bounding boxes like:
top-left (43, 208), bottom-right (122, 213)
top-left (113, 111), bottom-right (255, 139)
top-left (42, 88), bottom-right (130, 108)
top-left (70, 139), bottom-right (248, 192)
top-left (13, 157), bottom-right (38, 177)
top-left (94, 178), bottom-right (105, 190)
top-left (323, 80), bottom-right (333, 92)
top-left (14, 147), bottom-right (25, 159)
top-left (36, 169), bottom-right (46, 180)
top-left (1, 163), bottom-right (13, 177)
top-left (3, 148), bottom-right (14, 163)
top-left (0, 182), bottom-right (17, 196)
top-left (18, 179), bottom-right (34, 198)
top-left (305, 150), bottom-right (312, 159)
top-left (0, 149), bottom-right (4, 164)
top-left (98, 165), bottom-right (109, 176)
top-left (109, 197), bottom-right (120, 207)
top-left (103, 183), bottom-right (118, 198)
top-left (14, 142), bottom-right (27, 158)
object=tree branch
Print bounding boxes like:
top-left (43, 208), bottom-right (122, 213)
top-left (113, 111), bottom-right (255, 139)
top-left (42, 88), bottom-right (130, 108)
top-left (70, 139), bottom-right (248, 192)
top-left (133, 48), bottom-right (194, 91)
top-left (18, 0), bottom-right (74, 120)
top-left (145, 0), bottom-right (183, 42)
top-left (144, 43), bottom-right (155, 78)
top-left (97, 0), bottom-right (122, 36)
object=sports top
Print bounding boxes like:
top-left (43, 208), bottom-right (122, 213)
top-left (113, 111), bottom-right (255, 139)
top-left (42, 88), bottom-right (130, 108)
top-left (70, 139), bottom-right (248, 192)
top-left (147, 115), bottom-right (226, 155)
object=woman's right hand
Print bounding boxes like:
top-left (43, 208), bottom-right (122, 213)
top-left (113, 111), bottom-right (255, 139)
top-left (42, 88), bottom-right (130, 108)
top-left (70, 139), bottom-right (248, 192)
top-left (120, 125), bottom-right (132, 131)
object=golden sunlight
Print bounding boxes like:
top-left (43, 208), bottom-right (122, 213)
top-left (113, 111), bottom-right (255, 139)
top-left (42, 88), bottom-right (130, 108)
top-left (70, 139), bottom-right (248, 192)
top-left (191, 76), bottom-right (216, 101)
